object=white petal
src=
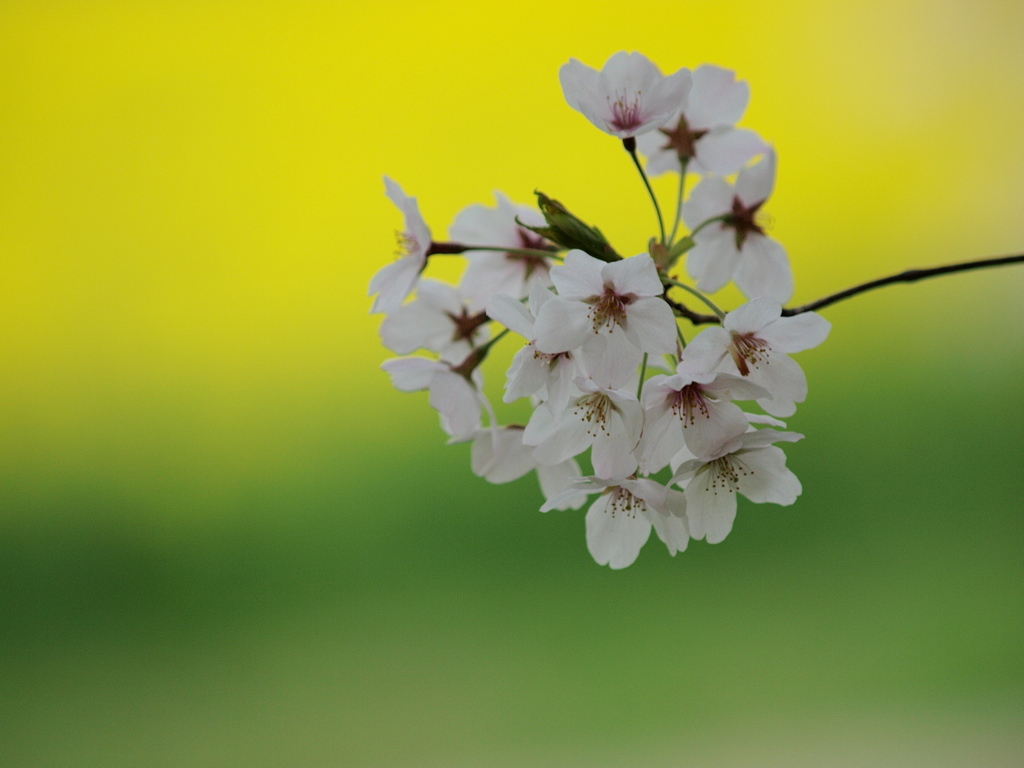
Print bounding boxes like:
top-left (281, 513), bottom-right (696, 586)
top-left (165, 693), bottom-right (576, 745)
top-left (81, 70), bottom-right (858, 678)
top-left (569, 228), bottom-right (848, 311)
top-left (578, 331), bottom-right (641, 390)
top-left (537, 460), bottom-right (587, 510)
top-left (687, 229), bottom-right (741, 293)
top-left (586, 495), bottom-right (652, 569)
top-left (368, 256), bottom-right (421, 315)
top-left (751, 353), bottom-right (807, 418)
top-left (558, 58), bottom-right (601, 117)
top-left (550, 249), bottom-right (606, 299)
top-left (677, 326), bottom-right (731, 376)
top-left (378, 301), bottom-right (454, 355)
top-left (735, 445), bottom-right (802, 505)
top-left (682, 176), bottom-right (734, 230)
top-left (685, 468), bottom-right (739, 544)
top-left (473, 428), bottom-right (536, 484)
top-left (736, 148), bottom-right (776, 206)
top-left (734, 235), bottom-right (794, 304)
top-left (739, 428), bottom-right (804, 450)
top-left (428, 372), bottom-right (482, 438)
top-left (602, 253), bottom-right (663, 297)
top-left (648, 507), bottom-right (690, 556)
top-left (686, 65), bottom-right (749, 129)
top-left (723, 296), bottom-right (782, 334)
top-left (533, 296), bottom-right (592, 355)
top-left (684, 400), bottom-right (751, 461)
top-left (486, 293), bottom-right (535, 339)
top-left (692, 127), bottom-right (766, 176)
top-left (380, 356), bottom-right (443, 392)
top-left (623, 297), bottom-right (677, 355)
top-left (762, 312), bottom-right (831, 353)
top-left (503, 345), bottom-right (550, 403)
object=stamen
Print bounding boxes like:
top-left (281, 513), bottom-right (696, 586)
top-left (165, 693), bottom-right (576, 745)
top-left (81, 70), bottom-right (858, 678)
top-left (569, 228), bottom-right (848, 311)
top-left (607, 90), bottom-right (644, 132)
top-left (729, 332), bottom-right (771, 377)
top-left (699, 455), bottom-right (754, 496)
top-left (671, 383), bottom-right (711, 426)
top-left (605, 485), bottom-right (646, 519)
top-left (573, 393), bottom-right (613, 438)
top-left (394, 230), bottom-right (420, 258)
top-left (587, 285), bottom-right (633, 333)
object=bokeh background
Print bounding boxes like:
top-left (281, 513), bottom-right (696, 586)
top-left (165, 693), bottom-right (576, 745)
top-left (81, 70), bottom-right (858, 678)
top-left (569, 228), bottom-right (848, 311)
top-left (1, 1), bottom-right (1022, 766)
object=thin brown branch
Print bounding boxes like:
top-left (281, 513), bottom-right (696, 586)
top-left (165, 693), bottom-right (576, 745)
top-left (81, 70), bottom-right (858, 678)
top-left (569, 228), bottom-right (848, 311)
top-left (667, 253), bottom-right (1024, 326)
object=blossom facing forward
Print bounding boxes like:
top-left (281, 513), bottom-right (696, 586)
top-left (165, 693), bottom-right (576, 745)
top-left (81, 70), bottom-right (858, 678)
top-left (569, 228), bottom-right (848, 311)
top-left (559, 52), bottom-right (691, 139)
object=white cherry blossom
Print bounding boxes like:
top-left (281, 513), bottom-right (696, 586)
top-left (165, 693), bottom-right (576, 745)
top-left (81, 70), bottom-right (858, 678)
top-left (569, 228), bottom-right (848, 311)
top-left (637, 65), bottom-right (766, 177)
top-left (449, 192), bottom-right (556, 304)
top-left (559, 52), bottom-right (691, 139)
top-left (487, 285), bottom-right (578, 414)
top-left (532, 250), bottom-right (676, 388)
top-left (379, 279), bottom-right (489, 363)
top-left (671, 428), bottom-right (803, 544)
top-left (369, 177), bottom-right (432, 314)
top-left (683, 298), bottom-right (831, 417)
top-left (638, 367), bottom-right (770, 472)
top-left (681, 149), bottom-right (794, 303)
top-left (542, 476), bottom-right (688, 569)
top-left (523, 378), bottom-right (643, 480)
top-left (381, 356), bottom-right (486, 438)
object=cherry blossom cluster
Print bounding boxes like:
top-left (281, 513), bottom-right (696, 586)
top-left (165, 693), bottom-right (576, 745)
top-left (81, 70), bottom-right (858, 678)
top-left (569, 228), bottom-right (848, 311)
top-left (369, 52), bottom-right (830, 569)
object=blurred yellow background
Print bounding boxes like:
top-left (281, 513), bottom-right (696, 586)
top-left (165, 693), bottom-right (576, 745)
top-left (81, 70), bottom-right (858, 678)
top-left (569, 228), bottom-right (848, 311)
top-left (1, 1), bottom-right (1022, 766)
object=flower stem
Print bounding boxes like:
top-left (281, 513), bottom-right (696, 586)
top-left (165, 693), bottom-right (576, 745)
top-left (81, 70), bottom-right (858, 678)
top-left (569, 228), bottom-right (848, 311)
top-left (668, 158), bottom-right (689, 244)
top-left (636, 353), bottom-right (649, 400)
top-left (623, 137), bottom-right (665, 245)
top-left (689, 214), bottom-right (729, 238)
top-left (663, 277), bottom-right (726, 319)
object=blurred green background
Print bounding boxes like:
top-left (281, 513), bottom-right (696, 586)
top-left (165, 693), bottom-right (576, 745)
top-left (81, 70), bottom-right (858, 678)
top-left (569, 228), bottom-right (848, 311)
top-left (1, 1), bottom-right (1022, 765)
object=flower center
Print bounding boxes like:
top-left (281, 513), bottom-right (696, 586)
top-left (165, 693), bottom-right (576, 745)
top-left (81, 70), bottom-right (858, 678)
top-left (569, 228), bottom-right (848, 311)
top-left (447, 308), bottom-right (490, 344)
top-left (699, 455), bottom-right (753, 496)
top-left (573, 393), bottom-right (613, 437)
top-left (671, 383), bottom-right (711, 426)
top-left (729, 332), bottom-right (771, 377)
top-left (395, 229), bottom-right (421, 258)
top-left (588, 285), bottom-right (632, 333)
top-left (724, 196), bottom-right (766, 250)
top-left (658, 113), bottom-right (709, 160)
top-left (607, 90), bottom-right (644, 133)
top-left (604, 485), bottom-right (646, 518)
top-left (531, 343), bottom-right (569, 366)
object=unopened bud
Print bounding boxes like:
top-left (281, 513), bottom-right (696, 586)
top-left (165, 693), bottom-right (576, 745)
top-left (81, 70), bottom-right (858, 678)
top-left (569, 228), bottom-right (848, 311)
top-left (516, 192), bottom-right (622, 263)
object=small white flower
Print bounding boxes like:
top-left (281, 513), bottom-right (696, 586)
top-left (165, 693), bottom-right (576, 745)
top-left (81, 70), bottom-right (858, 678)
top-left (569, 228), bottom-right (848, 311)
top-left (681, 149), bottom-right (794, 303)
top-left (638, 65), bottom-right (766, 176)
top-left (449, 192), bottom-right (556, 304)
top-left (559, 52), bottom-right (691, 139)
top-left (683, 297), bottom-right (831, 417)
top-left (638, 368), bottom-right (769, 472)
top-left (532, 250), bottom-right (676, 389)
top-left (379, 279), bottom-right (489, 363)
top-left (381, 356), bottom-right (486, 438)
top-left (542, 476), bottom-right (688, 569)
top-left (523, 378), bottom-right (643, 480)
top-left (671, 428), bottom-right (803, 544)
top-left (487, 285), bottom-right (578, 414)
top-left (369, 177), bottom-right (433, 315)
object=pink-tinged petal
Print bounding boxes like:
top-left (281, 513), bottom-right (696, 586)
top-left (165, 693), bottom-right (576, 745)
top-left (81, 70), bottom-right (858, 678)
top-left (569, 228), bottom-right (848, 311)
top-left (734, 235), bottom-right (794, 304)
top-left (602, 253), bottom-right (663, 297)
top-left (677, 326), bottom-right (731, 375)
top-left (751, 354), bottom-right (807, 418)
top-left (378, 301), bottom-right (454, 355)
top-left (736, 148), bottom-right (776, 206)
top-left (692, 127), bottom-right (766, 176)
top-left (585, 494), bottom-right (652, 569)
top-left (685, 469), bottom-right (738, 544)
top-left (579, 332), bottom-right (642, 390)
top-left (428, 372), bottom-right (482, 438)
top-left (687, 229), bottom-right (740, 293)
top-left (723, 296), bottom-right (782, 334)
top-left (686, 65), bottom-right (749, 129)
top-left (762, 312), bottom-right (831, 353)
top-left (642, 68), bottom-right (692, 133)
top-left (533, 296), bottom-right (592, 355)
top-left (471, 428), bottom-right (536, 484)
top-left (599, 51), bottom-right (662, 93)
top-left (486, 294), bottom-right (535, 339)
top-left (368, 255), bottom-right (421, 315)
top-left (684, 400), bottom-right (751, 461)
top-left (622, 297), bottom-right (677, 355)
top-left (682, 176), bottom-right (734, 230)
top-left (736, 445), bottom-right (802, 505)
top-left (380, 357), bottom-right (443, 392)
top-left (550, 249), bottom-right (605, 299)
top-left (537, 460), bottom-right (586, 511)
